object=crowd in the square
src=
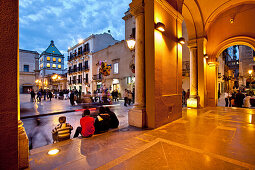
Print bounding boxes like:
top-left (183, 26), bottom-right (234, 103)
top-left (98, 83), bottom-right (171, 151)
top-left (224, 89), bottom-right (253, 108)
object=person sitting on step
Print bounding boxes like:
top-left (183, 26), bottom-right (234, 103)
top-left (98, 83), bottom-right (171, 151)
top-left (52, 116), bottom-right (73, 143)
top-left (73, 109), bottom-right (95, 138)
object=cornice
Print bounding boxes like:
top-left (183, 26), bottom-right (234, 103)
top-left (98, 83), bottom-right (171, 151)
top-left (129, 0), bottom-right (144, 17)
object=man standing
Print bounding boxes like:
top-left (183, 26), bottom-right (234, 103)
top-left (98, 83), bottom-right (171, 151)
top-left (70, 90), bottom-right (75, 106)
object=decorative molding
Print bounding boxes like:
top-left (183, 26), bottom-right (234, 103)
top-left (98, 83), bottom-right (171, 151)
top-left (129, 0), bottom-right (144, 17)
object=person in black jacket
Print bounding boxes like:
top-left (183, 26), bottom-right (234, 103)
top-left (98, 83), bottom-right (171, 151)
top-left (94, 107), bottom-right (111, 134)
top-left (105, 107), bottom-right (119, 128)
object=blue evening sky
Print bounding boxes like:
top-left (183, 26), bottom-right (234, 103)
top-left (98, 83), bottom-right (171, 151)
top-left (19, 0), bottom-right (131, 66)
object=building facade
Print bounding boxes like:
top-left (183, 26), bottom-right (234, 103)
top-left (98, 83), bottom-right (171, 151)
top-left (92, 40), bottom-right (135, 97)
top-left (67, 33), bottom-right (118, 93)
top-left (39, 40), bottom-right (66, 90)
top-left (19, 49), bottom-right (39, 93)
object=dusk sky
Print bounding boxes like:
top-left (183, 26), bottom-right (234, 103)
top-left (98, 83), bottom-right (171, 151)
top-left (19, 0), bottom-right (131, 66)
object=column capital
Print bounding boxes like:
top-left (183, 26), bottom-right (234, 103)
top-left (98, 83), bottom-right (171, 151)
top-left (129, 0), bottom-right (144, 17)
top-left (188, 37), bottom-right (207, 49)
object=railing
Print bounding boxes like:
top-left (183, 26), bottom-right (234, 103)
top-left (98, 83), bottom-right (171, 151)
top-left (93, 74), bottom-right (102, 81)
top-left (77, 79), bottom-right (82, 84)
top-left (83, 66), bottom-right (90, 71)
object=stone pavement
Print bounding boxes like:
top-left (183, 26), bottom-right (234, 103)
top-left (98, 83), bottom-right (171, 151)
top-left (20, 94), bottom-right (83, 118)
top-left (28, 107), bottom-right (255, 169)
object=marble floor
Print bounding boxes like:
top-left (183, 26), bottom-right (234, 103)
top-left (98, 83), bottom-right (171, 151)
top-left (28, 107), bottom-right (255, 170)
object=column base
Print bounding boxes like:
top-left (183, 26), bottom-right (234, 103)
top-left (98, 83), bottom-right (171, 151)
top-left (128, 106), bottom-right (146, 128)
top-left (187, 96), bottom-right (200, 108)
top-left (18, 120), bottom-right (29, 169)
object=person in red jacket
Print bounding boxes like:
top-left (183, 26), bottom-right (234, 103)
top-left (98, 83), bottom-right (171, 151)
top-left (73, 109), bottom-right (95, 138)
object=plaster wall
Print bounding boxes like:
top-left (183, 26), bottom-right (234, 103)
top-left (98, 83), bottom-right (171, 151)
top-left (92, 41), bottom-right (134, 97)
top-left (123, 11), bottom-right (136, 40)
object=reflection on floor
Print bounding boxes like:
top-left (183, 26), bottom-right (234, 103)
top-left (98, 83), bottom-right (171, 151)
top-left (29, 107), bottom-right (255, 169)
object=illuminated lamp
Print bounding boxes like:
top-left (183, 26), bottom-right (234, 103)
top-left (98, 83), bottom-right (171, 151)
top-left (187, 98), bottom-right (198, 108)
top-left (48, 149), bottom-right (60, 155)
top-left (126, 37), bottom-right (136, 51)
top-left (204, 54), bottom-right (209, 59)
top-left (248, 70), bottom-right (253, 75)
top-left (155, 22), bottom-right (165, 32)
top-left (230, 18), bottom-right (234, 24)
top-left (178, 37), bottom-right (185, 45)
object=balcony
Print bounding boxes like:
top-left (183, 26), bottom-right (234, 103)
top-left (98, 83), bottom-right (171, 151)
top-left (77, 79), bottom-right (82, 84)
top-left (83, 78), bottom-right (89, 84)
top-left (93, 74), bottom-right (102, 81)
top-left (83, 66), bottom-right (90, 71)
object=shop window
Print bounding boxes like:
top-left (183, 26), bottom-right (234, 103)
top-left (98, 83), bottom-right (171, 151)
top-left (58, 65), bottom-right (61, 69)
top-left (24, 65), bottom-right (29, 72)
top-left (47, 63), bottom-right (50, 68)
top-left (47, 57), bottom-right (51, 61)
top-left (127, 77), bottom-right (131, 84)
top-left (53, 58), bottom-right (56, 62)
top-left (40, 64), bottom-right (43, 68)
top-left (58, 58), bottom-right (61, 62)
top-left (52, 64), bottom-right (56, 68)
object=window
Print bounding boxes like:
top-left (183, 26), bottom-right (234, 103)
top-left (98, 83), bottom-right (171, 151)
top-left (79, 63), bottom-right (82, 71)
top-left (113, 63), bottom-right (119, 74)
top-left (24, 65), bottom-right (29, 72)
top-left (132, 28), bottom-right (136, 38)
top-left (40, 64), bottom-right (43, 68)
top-left (85, 60), bottom-right (89, 69)
top-left (47, 57), bottom-right (51, 61)
top-left (86, 73), bottom-right (88, 83)
top-left (47, 63), bottom-right (50, 68)
top-left (53, 58), bottom-right (56, 62)
top-left (40, 58), bottom-right (43, 62)
top-left (78, 47), bottom-right (83, 55)
top-left (58, 65), bottom-right (61, 69)
top-left (52, 64), bottom-right (56, 68)
top-left (84, 43), bottom-right (90, 52)
top-left (58, 58), bottom-right (61, 62)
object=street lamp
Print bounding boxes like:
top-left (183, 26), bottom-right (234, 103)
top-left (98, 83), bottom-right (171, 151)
top-left (126, 37), bottom-right (136, 51)
top-left (248, 70), bottom-right (253, 75)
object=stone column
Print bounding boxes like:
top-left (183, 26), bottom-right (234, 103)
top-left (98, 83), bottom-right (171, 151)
top-left (128, 0), bottom-right (146, 127)
top-left (187, 42), bottom-right (199, 108)
top-left (0, 0), bottom-right (28, 169)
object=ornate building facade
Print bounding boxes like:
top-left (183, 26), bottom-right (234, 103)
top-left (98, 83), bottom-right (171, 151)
top-left (67, 33), bottom-right (118, 93)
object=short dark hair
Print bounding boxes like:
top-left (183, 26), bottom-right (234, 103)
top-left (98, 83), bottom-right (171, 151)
top-left (99, 107), bottom-right (105, 114)
top-left (105, 107), bottom-right (110, 112)
top-left (83, 109), bottom-right (90, 117)
top-left (59, 116), bottom-right (66, 123)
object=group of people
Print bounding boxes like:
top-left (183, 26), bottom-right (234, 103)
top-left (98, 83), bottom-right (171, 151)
top-left (124, 89), bottom-right (134, 107)
top-left (30, 89), bottom-right (53, 102)
top-left (51, 107), bottom-right (119, 143)
top-left (224, 90), bottom-right (251, 108)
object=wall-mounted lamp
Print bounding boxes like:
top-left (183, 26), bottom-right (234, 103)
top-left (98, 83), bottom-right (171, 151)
top-left (155, 22), bottom-right (165, 32)
top-left (204, 54), bottom-right (209, 59)
top-left (178, 37), bottom-right (185, 45)
top-left (230, 18), bottom-right (234, 24)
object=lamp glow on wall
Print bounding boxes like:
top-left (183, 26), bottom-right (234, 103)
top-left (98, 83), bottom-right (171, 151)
top-left (126, 37), bottom-right (136, 51)
top-left (178, 37), bottom-right (185, 45)
top-left (155, 22), bottom-right (165, 32)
